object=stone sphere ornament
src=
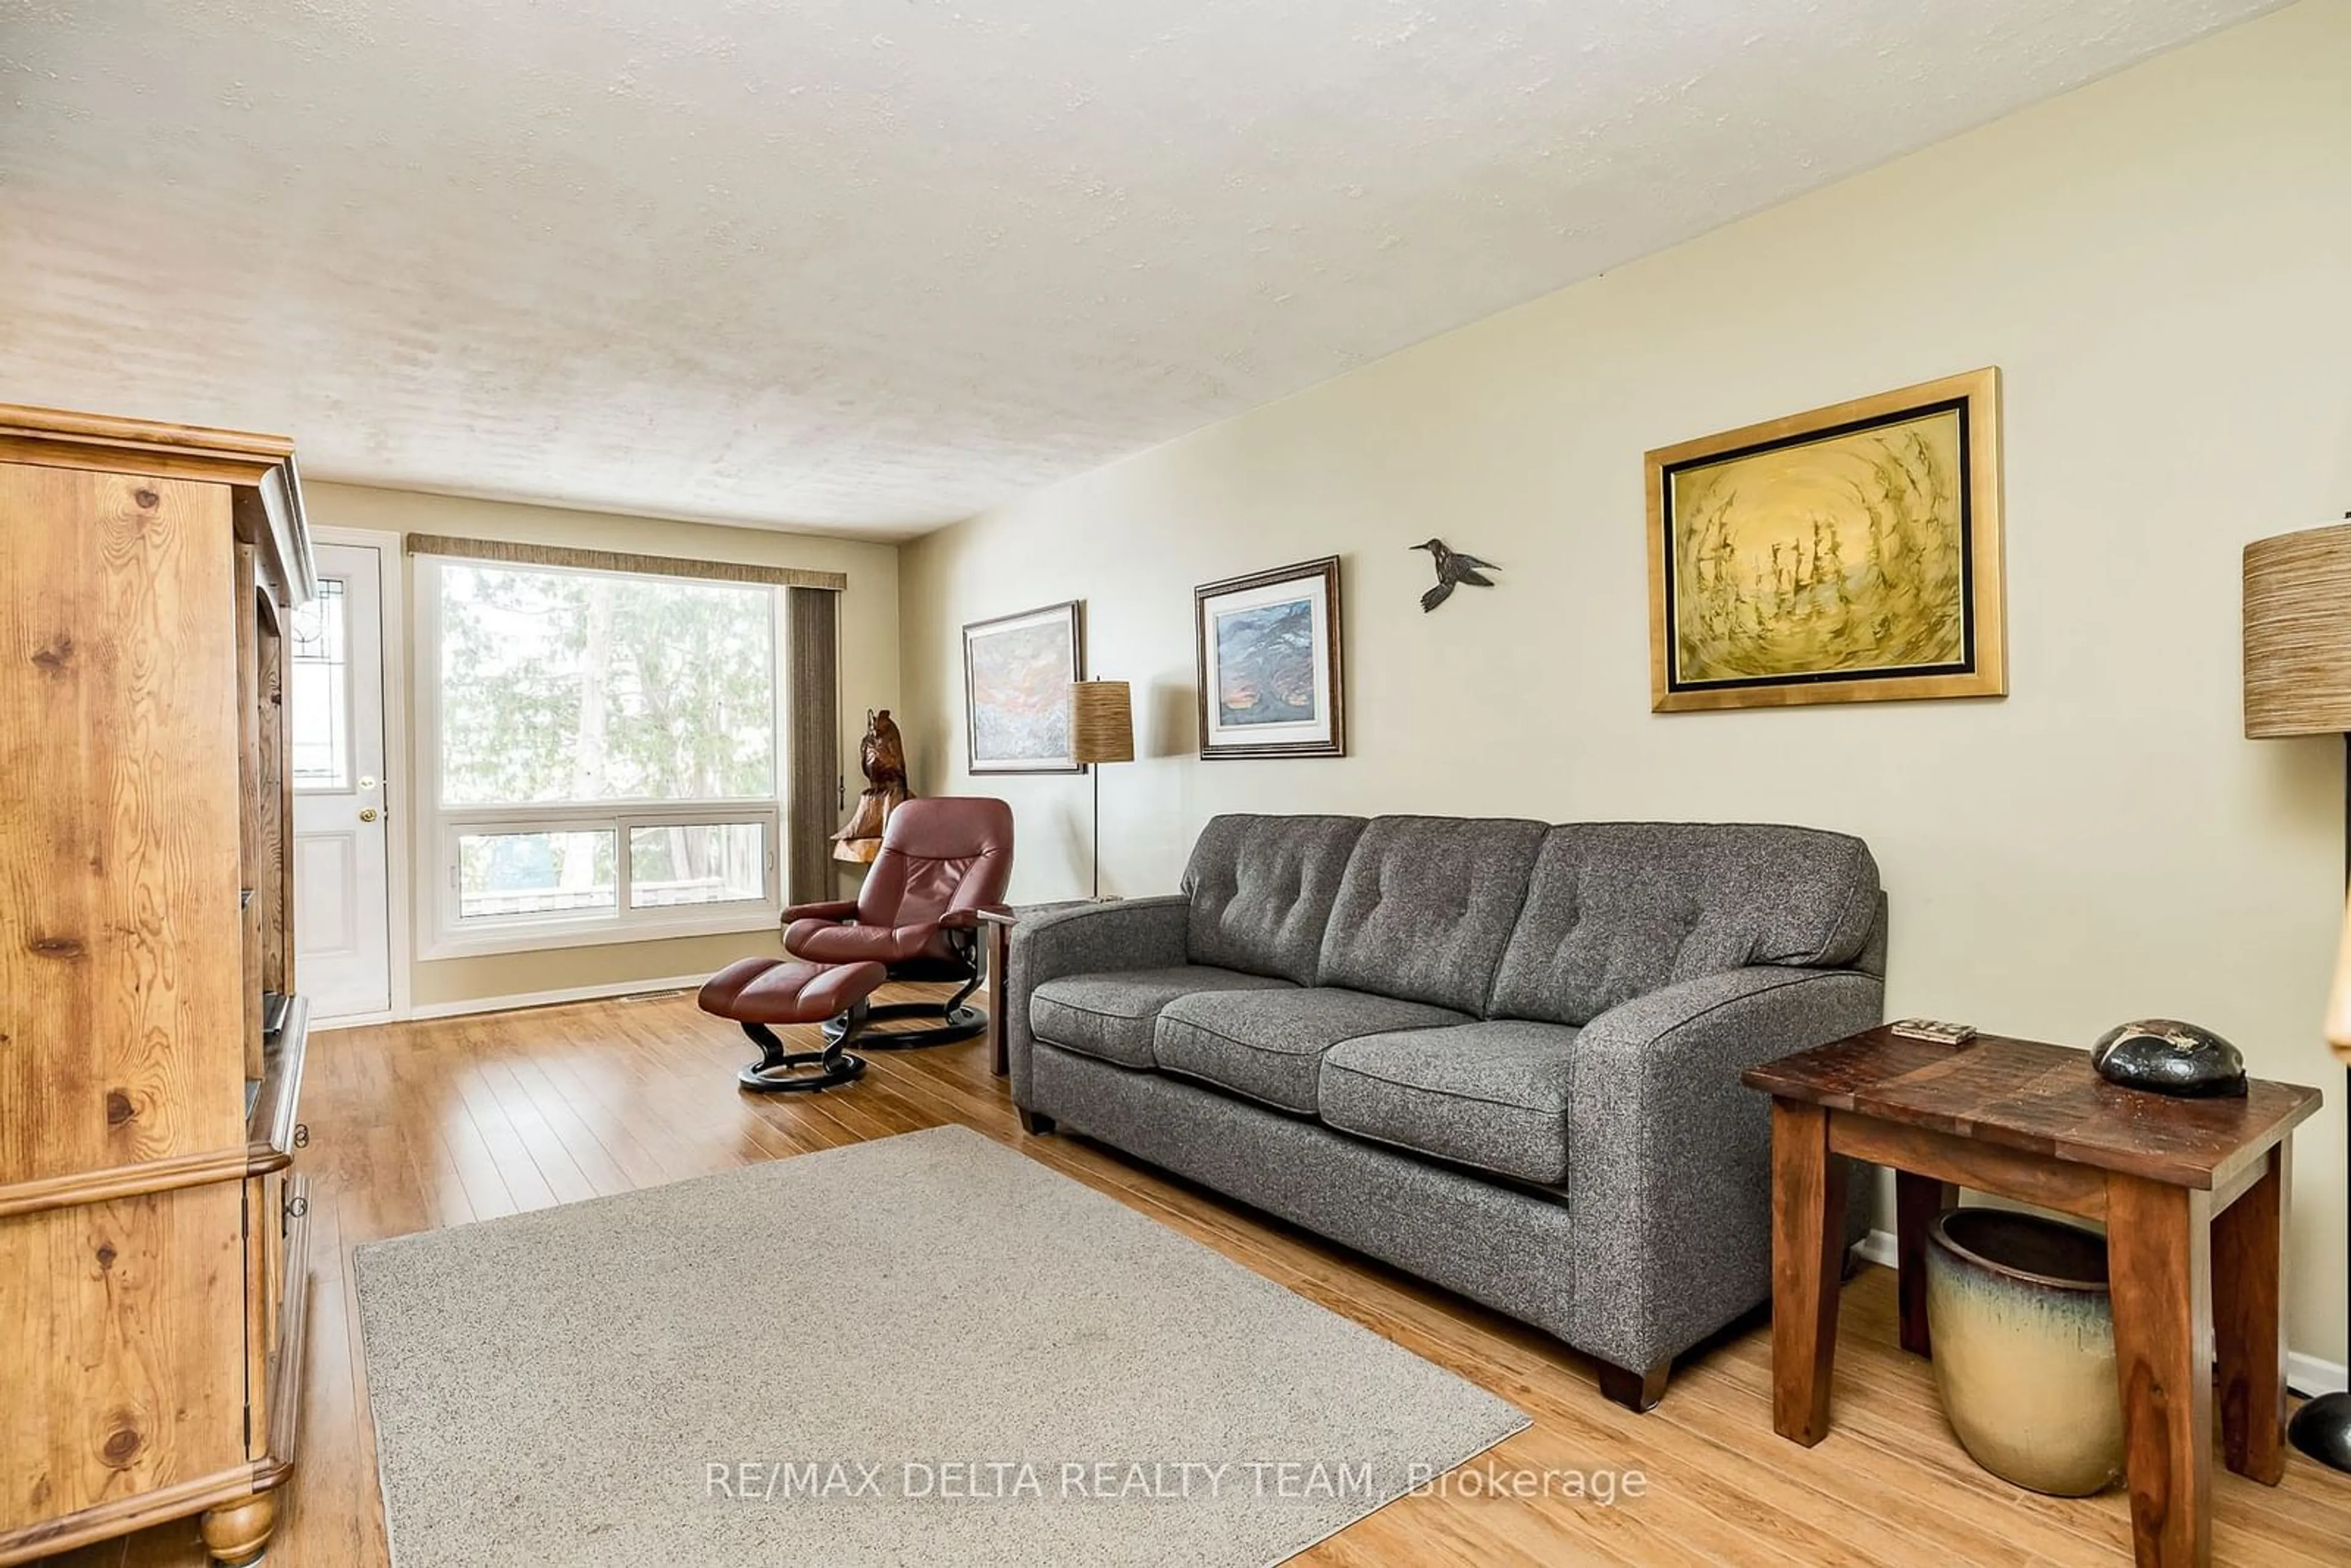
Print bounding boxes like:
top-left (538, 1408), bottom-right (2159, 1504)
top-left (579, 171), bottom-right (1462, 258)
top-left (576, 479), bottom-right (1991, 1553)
top-left (2090, 1019), bottom-right (2248, 1098)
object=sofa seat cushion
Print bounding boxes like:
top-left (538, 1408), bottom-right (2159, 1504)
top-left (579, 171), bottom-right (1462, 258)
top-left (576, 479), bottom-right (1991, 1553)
top-left (1153, 987), bottom-right (1468, 1113)
top-left (1318, 1021), bottom-right (1580, 1185)
top-left (1030, 967), bottom-right (1292, 1070)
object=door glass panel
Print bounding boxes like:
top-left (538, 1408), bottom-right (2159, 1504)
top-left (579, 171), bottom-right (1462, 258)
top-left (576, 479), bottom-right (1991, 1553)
top-left (456, 829), bottom-right (617, 920)
top-left (628, 822), bottom-right (767, 908)
top-left (289, 578), bottom-right (351, 790)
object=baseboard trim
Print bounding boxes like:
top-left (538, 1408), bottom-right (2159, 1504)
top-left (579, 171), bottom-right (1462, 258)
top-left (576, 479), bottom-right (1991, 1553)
top-left (2292, 1350), bottom-right (2351, 1398)
top-left (1850, 1227), bottom-right (2348, 1397)
top-left (1851, 1228), bottom-right (1899, 1270)
top-left (310, 1007), bottom-right (396, 1032)
top-left (407, 974), bottom-right (708, 1021)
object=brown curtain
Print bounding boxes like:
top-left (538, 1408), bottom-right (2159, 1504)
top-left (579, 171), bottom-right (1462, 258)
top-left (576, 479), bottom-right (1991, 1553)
top-left (786, 587), bottom-right (841, 906)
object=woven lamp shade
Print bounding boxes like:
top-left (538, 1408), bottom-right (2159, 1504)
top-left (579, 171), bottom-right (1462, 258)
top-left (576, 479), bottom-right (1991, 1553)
top-left (2244, 522), bottom-right (2351, 737)
top-left (1070, 680), bottom-right (1134, 765)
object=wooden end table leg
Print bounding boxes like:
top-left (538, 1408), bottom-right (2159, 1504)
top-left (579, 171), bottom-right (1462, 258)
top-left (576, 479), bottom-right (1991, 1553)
top-left (2213, 1139), bottom-right (2289, 1485)
top-left (985, 919), bottom-right (1011, 1076)
top-left (2107, 1173), bottom-right (2214, 1567)
top-left (1770, 1098), bottom-right (1846, 1446)
top-left (1895, 1170), bottom-right (1957, 1357)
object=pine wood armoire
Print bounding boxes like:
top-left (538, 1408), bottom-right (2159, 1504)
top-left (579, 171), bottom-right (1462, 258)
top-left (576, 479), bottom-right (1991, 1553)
top-left (0, 405), bottom-right (317, 1566)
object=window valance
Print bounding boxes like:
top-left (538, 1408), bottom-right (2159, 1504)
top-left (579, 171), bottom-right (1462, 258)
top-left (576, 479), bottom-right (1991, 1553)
top-left (404, 532), bottom-right (846, 593)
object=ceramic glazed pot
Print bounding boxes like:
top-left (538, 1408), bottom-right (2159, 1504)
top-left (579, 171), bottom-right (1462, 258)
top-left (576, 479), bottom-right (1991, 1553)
top-left (1924, 1207), bottom-right (2123, 1496)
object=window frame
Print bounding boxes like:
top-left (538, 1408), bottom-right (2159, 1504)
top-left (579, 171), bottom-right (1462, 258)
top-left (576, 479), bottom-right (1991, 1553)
top-left (415, 555), bottom-right (787, 959)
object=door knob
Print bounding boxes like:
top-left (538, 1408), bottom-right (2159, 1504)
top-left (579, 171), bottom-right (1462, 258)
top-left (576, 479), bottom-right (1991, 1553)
top-left (359, 808), bottom-right (379, 823)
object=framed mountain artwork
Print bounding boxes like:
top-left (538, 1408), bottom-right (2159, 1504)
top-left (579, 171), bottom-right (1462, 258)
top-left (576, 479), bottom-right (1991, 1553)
top-left (1645, 367), bottom-right (2006, 712)
top-left (963, 599), bottom-right (1085, 773)
top-left (1194, 556), bottom-right (1345, 759)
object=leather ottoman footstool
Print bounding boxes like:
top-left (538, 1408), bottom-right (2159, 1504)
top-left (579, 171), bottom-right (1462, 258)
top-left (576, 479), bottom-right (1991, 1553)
top-left (698, 957), bottom-right (888, 1093)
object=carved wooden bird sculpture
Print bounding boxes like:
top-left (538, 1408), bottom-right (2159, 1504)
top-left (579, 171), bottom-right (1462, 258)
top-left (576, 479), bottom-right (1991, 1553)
top-left (831, 708), bottom-right (911, 864)
top-left (1411, 539), bottom-right (1499, 612)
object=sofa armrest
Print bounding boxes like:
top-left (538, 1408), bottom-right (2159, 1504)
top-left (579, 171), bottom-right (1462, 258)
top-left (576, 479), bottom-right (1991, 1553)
top-left (1005, 896), bottom-right (1191, 1103)
top-left (782, 898), bottom-right (858, 925)
top-left (1566, 965), bottom-right (1884, 1371)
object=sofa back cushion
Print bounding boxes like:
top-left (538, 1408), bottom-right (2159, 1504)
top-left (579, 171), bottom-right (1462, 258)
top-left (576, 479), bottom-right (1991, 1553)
top-left (1316, 816), bottom-right (1548, 1013)
top-left (1182, 814), bottom-right (1367, 984)
top-left (1488, 822), bottom-right (1881, 1026)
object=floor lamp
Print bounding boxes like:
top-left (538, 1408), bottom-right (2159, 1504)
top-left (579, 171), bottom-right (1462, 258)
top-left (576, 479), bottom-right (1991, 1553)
top-left (1070, 680), bottom-right (1133, 901)
top-left (2244, 519), bottom-right (2351, 1471)
top-left (2298, 887), bottom-right (2351, 1467)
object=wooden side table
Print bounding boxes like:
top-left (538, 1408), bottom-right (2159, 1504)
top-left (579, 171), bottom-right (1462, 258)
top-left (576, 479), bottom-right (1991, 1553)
top-left (1744, 1027), bottom-right (2320, 1568)
top-left (977, 901), bottom-right (1093, 1076)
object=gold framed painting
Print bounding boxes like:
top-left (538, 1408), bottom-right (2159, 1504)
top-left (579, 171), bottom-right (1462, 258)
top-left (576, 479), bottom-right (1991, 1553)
top-left (1645, 367), bottom-right (2006, 712)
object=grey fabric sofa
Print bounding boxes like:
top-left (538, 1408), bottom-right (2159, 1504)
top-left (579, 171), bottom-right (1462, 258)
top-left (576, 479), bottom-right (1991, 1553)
top-left (1004, 813), bottom-right (1885, 1409)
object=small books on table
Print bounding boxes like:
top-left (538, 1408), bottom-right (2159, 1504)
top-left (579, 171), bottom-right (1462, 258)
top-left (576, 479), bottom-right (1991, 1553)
top-left (1890, 1018), bottom-right (1977, 1045)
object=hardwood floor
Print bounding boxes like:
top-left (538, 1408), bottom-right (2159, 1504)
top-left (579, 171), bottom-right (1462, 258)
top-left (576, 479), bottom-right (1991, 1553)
top-left (40, 986), bottom-right (2350, 1567)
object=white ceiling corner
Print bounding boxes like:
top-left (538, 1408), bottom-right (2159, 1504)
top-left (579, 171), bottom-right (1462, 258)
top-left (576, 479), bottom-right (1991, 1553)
top-left (0, 1), bottom-right (2281, 539)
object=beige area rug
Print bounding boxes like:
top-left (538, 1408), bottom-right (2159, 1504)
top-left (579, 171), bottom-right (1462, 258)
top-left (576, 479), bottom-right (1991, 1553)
top-left (354, 1123), bottom-right (1528, 1567)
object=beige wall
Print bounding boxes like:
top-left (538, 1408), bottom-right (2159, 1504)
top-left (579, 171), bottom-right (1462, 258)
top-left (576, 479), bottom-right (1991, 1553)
top-left (304, 482), bottom-right (899, 1011)
top-left (899, 3), bottom-right (2351, 1364)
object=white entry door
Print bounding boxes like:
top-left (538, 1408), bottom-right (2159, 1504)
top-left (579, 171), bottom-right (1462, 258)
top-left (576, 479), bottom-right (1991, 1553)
top-left (291, 542), bottom-right (394, 1019)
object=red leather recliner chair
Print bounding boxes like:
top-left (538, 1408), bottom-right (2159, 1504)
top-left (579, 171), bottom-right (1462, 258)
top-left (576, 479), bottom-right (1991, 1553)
top-left (698, 797), bottom-right (1013, 1092)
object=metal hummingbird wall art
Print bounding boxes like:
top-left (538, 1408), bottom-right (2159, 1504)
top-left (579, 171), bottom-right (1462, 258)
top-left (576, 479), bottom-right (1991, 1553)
top-left (1410, 539), bottom-right (1499, 612)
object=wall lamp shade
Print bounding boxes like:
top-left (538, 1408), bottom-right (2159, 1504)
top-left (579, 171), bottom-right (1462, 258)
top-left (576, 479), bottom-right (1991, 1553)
top-left (2244, 522), bottom-right (2351, 737)
top-left (1071, 680), bottom-right (1136, 764)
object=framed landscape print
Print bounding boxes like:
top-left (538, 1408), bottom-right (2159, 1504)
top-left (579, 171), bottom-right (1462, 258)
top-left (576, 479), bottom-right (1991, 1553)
top-left (1645, 367), bottom-right (2006, 713)
top-left (963, 599), bottom-right (1084, 773)
top-left (1194, 556), bottom-right (1344, 759)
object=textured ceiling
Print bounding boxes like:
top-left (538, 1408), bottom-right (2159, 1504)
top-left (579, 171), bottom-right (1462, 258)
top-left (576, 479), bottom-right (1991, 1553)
top-left (1, 1), bottom-right (2277, 538)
